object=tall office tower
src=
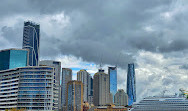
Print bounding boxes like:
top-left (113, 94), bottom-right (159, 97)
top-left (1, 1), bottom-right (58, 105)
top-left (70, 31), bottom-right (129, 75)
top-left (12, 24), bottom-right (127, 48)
top-left (61, 68), bottom-right (72, 109)
top-left (66, 80), bottom-right (83, 111)
top-left (108, 67), bottom-right (117, 102)
top-left (93, 69), bottom-right (110, 106)
top-left (0, 66), bottom-right (54, 111)
top-left (22, 21), bottom-right (40, 66)
top-left (114, 89), bottom-right (128, 106)
top-left (88, 75), bottom-right (93, 104)
top-left (39, 60), bottom-right (61, 110)
top-left (127, 63), bottom-right (136, 106)
top-left (77, 69), bottom-right (90, 102)
top-left (0, 48), bottom-right (28, 71)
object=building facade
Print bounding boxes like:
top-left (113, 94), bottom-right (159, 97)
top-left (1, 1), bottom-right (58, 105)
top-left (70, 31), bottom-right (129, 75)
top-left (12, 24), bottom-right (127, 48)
top-left (66, 80), bottom-right (83, 111)
top-left (22, 21), bottom-right (40, 66)
top-left (114, 89), bottom-right (128, 106)
top-left (108, 67), bottom-right (117, 102)
top-left (0, 66), bottom-right (54, 111)
top-left (61, 68), bottom-right (72, 109)
top-left (132, 96), bottom-right (188, 111)
top-left (94, 104), bottom-right (128, 111)
top-left (127, 63), bottom-right (136, 106)
top-left (88, 75), bottom-right (93, 104)
top-left (93, 69), bottom-right (110, 106)
top-left (77, 69), bottom-right (90, 102)
top-left (0, 49), bottom-right (28, 71)
top-left (39, 60), bottom-right (61, 110)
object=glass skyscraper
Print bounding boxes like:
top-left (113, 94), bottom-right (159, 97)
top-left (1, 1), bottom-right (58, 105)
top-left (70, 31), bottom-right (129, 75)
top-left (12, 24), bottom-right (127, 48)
top-left (108, 66), bottom-right (117, 102)
top-left (127, 63), bottom-right (136, 106)
top-left (0, 49), bottom-right (28, 71)
top-left (22, 21), bottom-right (40, 66)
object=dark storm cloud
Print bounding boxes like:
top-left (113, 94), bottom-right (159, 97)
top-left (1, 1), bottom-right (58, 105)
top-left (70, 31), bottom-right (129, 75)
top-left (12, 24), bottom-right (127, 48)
top-left (0, 0), bottom-right (188, 68)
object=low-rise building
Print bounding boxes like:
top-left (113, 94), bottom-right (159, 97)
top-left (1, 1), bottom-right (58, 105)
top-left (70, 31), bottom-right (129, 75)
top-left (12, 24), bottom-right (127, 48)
top-left (93, 104), bottom-right (128, 111)
top-left (114, 89), bottom-right (128, 106)
top-left (132, 96), bottom-right (188, 111)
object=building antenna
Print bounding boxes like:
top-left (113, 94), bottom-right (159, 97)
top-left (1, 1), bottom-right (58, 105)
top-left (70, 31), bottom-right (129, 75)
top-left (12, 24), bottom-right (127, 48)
top-left (99, 54), bottom-right (103, 69)
top-left (115, 53), bottom-right (122, 68)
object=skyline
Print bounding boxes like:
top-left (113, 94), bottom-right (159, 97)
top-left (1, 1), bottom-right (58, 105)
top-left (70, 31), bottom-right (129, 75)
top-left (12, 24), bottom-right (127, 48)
top-left (0, 0), bottom-right (188, 102)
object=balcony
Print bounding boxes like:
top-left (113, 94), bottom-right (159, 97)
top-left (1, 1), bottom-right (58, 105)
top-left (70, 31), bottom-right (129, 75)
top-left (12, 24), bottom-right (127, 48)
top-left (0, 78), bottom-right (19, 83)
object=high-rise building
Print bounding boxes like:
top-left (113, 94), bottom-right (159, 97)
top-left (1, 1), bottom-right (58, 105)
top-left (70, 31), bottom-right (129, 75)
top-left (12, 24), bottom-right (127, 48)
top-left (22, 21), bottom-right (40, 66)
top-left (77, 69), bottom-right (90, 102)
top-left (66, 80), bottom-right (83, 111)
top-left (0, 66), bottom-right (54, 111)
top-left (127, 63), bottom-right (136, 106)
top-left (108, 66), bottom-right (117, 102)
top-left (61, 68), bottom-right (72, 109)
top-left (93, 69), bottom-right (110, 106)
top-left (39, 60), bottom-right (61, 110)
top-left (114, 89), bottom-right (128, 106)
top-left (88, 75), bottom-right (93, 104)
top-left (0, 48), bottom-right (28, 71)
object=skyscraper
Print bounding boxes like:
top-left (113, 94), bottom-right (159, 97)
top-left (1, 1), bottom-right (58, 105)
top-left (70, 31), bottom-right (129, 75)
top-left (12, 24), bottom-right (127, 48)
top-left (77, 69), bottom-right (90, 102)
top-left (108, 66), bottom-right (117, 102)
top-left (22, 21), bottom-right (40, 66)
top-left (0, 48), bottom-right (28, 71)
top-left (127, 63), bottom-right (136, 106)
top-left (93, 69), bottom-right (110, 106)
top-left (66, 80), bottom-right (83, 111)
top-left (114, 89), bottom-right (128, 106)
top-left (61, 68), bottom-right (72, 109)
top-left (88, 75), bottom-right (93, 104)
top-left (39, 60), bottom-right (61, 110)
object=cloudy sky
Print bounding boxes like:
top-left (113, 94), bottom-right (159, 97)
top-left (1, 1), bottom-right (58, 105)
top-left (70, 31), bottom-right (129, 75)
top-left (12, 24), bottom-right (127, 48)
top-left (0, 0), bottom-right (188, 101)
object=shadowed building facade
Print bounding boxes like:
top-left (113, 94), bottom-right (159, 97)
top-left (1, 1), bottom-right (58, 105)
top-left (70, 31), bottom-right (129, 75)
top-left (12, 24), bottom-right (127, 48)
top-left (22, 21), bottom-right (40, 66)
top-left (93, 69), bottom-right (110, 106)
top-left (61, 68), bottom-right (72, 109)
top-left (66, 80), bottom-right (83, 111)
top-left (127, 63), bottom-right (136, 106)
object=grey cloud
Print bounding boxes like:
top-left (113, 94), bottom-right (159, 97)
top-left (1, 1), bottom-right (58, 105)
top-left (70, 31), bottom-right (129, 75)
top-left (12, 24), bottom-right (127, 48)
top-left (0, 0), bottom-right (188, 68)
top-left (0, 25), bottom-right (23, 49)
top-left (179, 64), bottom-right (188, 70)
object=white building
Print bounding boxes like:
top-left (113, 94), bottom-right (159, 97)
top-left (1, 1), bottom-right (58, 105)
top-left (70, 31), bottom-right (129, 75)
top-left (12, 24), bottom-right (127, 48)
top-left (93, 69), bottom-right (110, 106)
top-left (39, 60), bottom-right (61, 110)
top-left (132, 95), bottom-right (188, 111)
top-left (114, 89), bottom-right (128, 106)
top-left (0, 66), bottom-right (54, 111)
